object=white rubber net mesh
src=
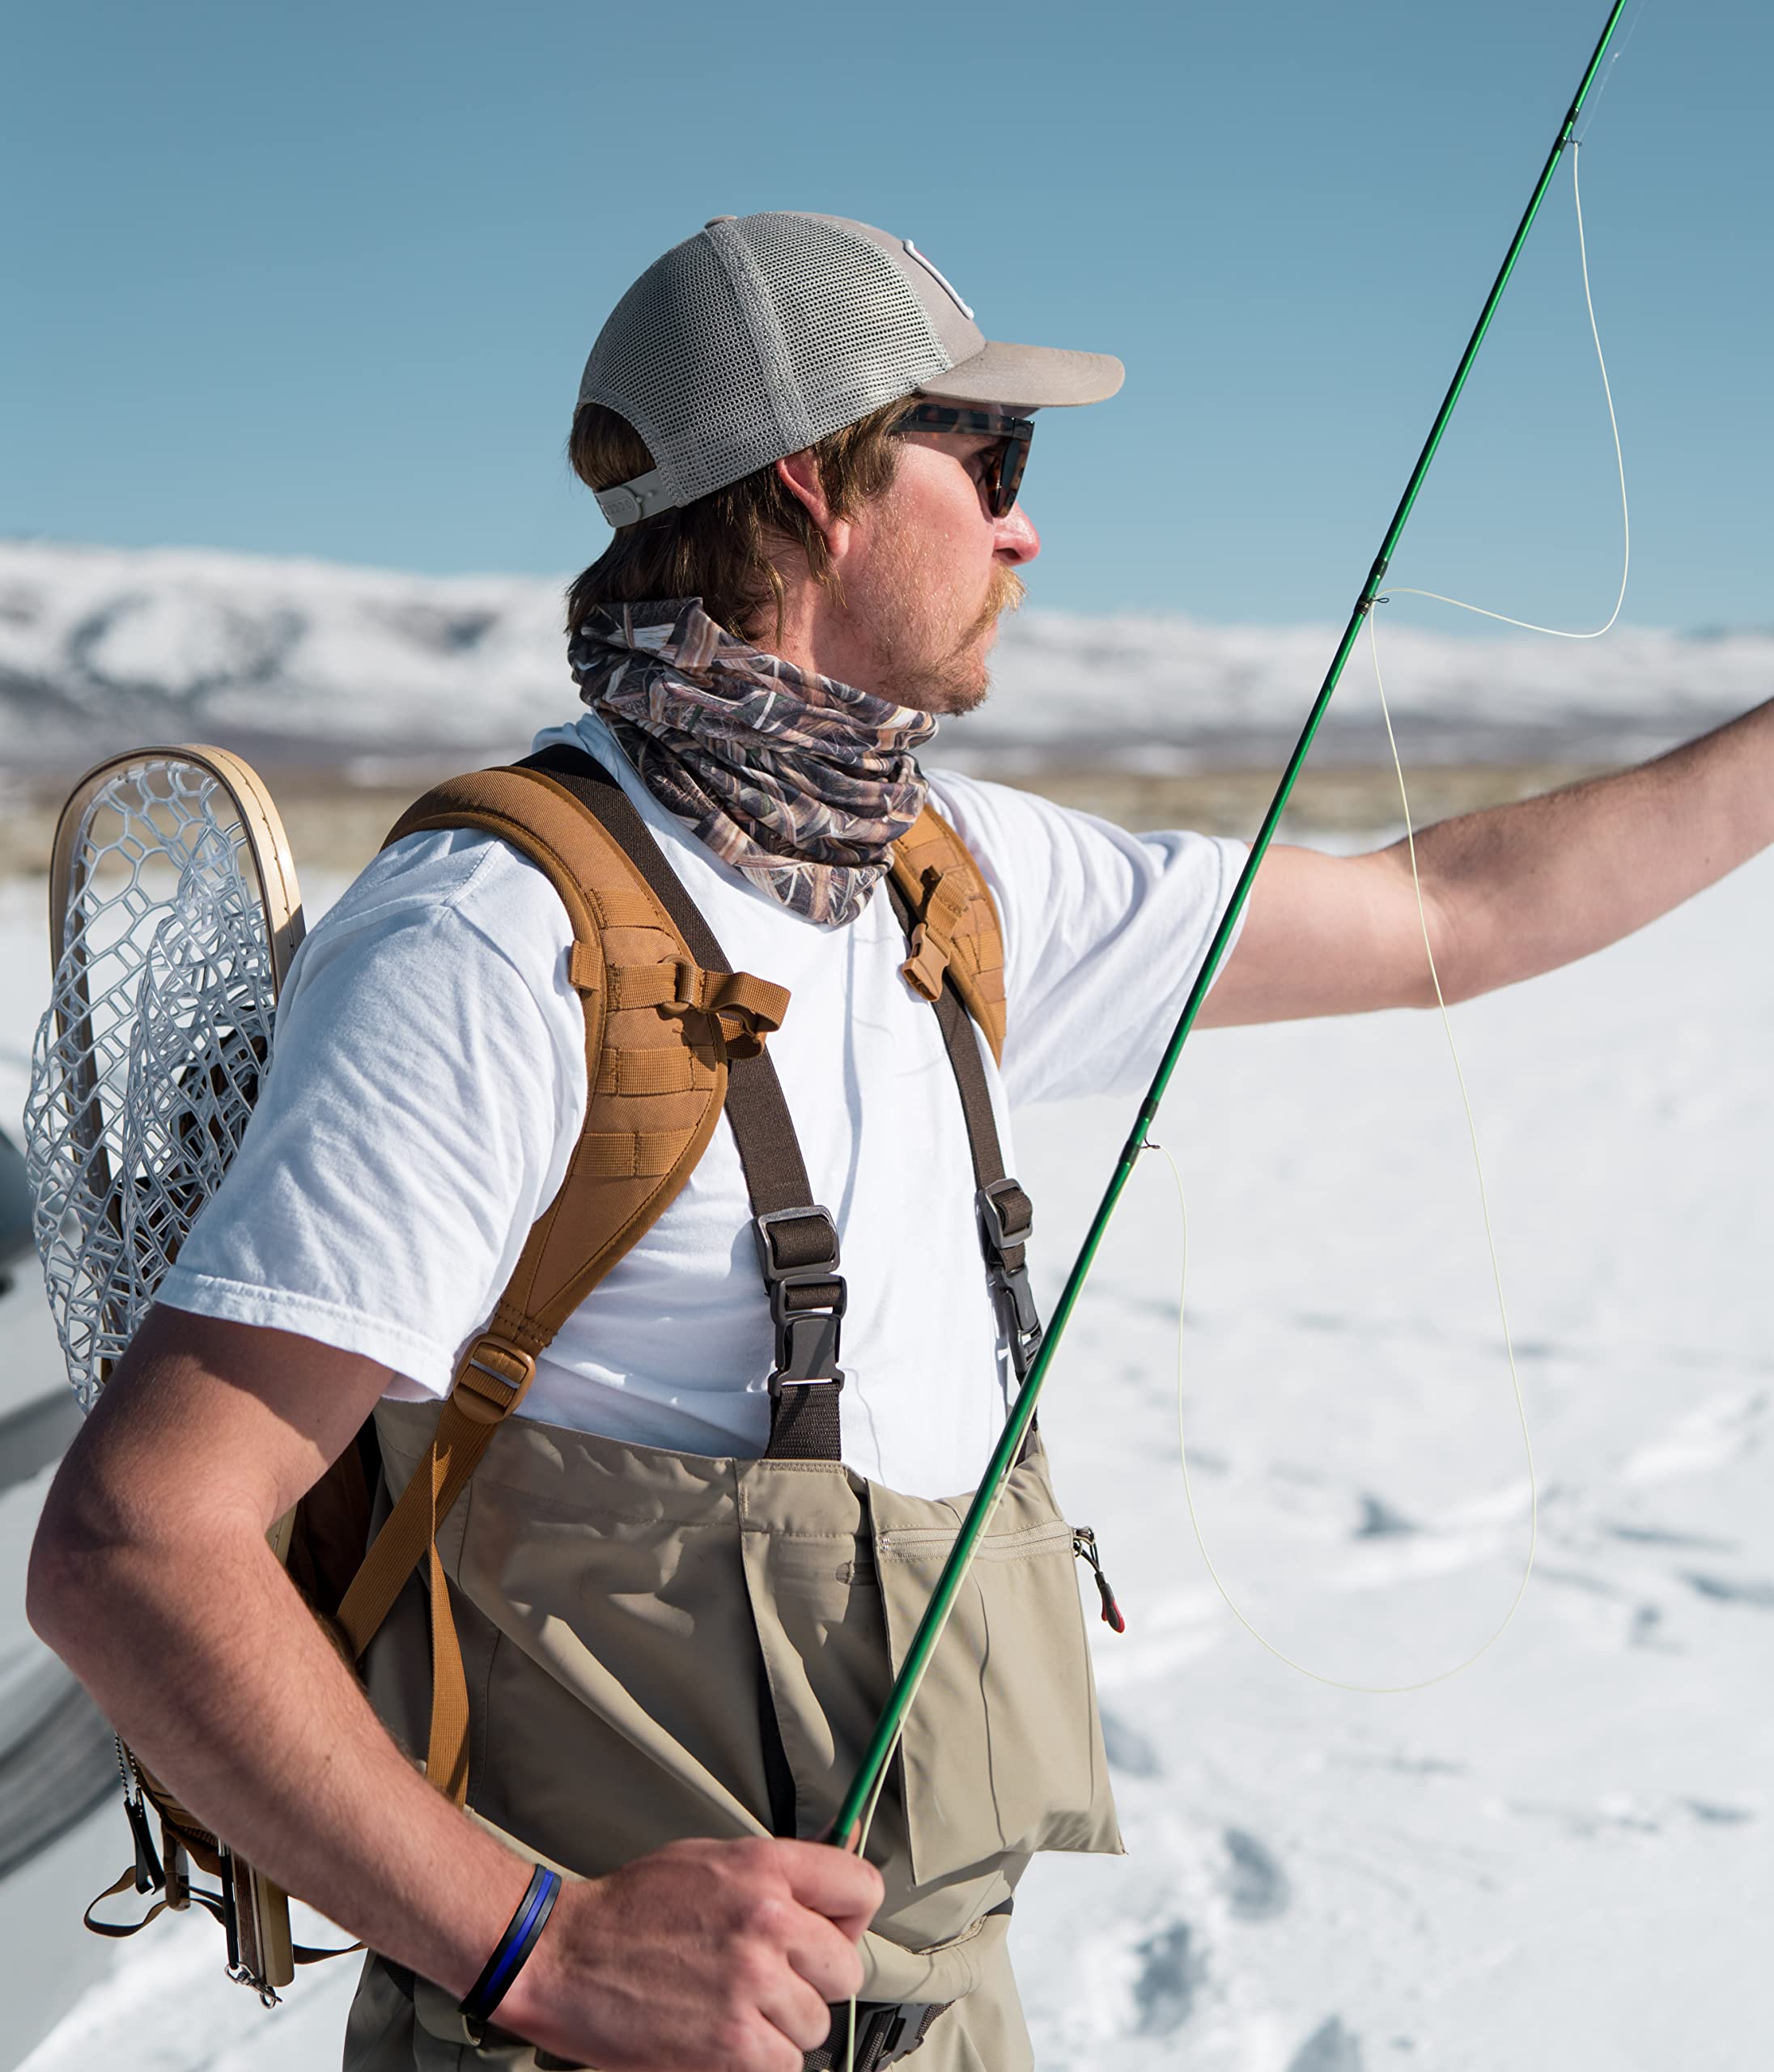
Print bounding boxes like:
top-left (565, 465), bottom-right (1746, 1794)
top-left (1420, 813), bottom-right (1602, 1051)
top-left (23, 761), bottom-right (280, 1409)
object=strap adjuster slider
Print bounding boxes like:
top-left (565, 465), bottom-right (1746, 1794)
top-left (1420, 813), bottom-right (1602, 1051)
top-left (977, 1177), bottom-right (1033, 1255)
top-left (456, 1335), bottom-right (538, 1422)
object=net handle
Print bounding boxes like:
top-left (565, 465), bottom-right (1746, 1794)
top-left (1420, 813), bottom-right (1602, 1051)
top-left (49, 744), bottom-right (308, 996)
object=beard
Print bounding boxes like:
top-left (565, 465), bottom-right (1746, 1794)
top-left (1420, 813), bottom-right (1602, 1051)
top-left (853, 541), bottom-right (1026, 717)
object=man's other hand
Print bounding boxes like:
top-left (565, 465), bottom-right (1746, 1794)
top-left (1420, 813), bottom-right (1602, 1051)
top-left (500, 1835), bottom-right (885, 2071)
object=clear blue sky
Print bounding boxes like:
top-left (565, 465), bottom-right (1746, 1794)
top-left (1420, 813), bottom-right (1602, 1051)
top-left (4, 0), bottom-right (1766, 631)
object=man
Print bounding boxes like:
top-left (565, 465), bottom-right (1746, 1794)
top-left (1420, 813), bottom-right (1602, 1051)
top-left (26, 213), bottom-right (1774, 2072)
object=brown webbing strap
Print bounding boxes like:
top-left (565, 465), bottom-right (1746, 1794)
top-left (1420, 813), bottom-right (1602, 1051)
top-left (83, 1862), bottom-right (353, 1965)
top-left (888, 886), bottom-right (1008, 1199)
top-left (334, 766), bottom-right (763, 1799)
top-left (334, 1323), bottom-right (546, 1800)
top-left (887, 877), bottom-right (1043, 1382)
top-left (522, 746), bottom-right (848, 1464)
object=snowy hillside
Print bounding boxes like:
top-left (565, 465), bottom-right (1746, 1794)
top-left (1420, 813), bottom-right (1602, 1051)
top-left (3, 538), bottom-right (1768, 773)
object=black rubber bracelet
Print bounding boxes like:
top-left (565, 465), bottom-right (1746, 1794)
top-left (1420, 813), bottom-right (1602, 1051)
top-left (460, 1862), bottom-right (561, 2033)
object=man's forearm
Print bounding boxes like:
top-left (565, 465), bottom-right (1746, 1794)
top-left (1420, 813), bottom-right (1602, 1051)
top-left (27, 1306), bottom-right (884, 2072)
top-left (28, 1507), bottom-right (530, 2000)
top-left (1418, 696), bottom-right (1774, 1000)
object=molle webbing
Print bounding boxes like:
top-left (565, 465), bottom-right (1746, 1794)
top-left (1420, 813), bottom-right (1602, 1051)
top-left (889, 813), bottom-right (1007, 1064)
top-left (333, 761), bottom-right (787, 1801)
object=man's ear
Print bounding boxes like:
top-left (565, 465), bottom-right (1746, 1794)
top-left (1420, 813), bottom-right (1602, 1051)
top-left (776, 450), bottom-right (839, 541)
top-left (775, 448), bottom-right (864, 588)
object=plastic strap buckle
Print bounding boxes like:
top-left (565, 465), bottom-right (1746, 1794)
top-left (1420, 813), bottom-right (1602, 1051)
top-left (753, 1207), bottom-right (847, 1387)
top-left (592, 465), bottom-right (673, 529)
top-left (898, 923), bottom-right (950, 1004)
top-left (456, 1335), bottom-right (538, 1423)
top-left (855, 2000), bottom-right (947, 2070)
top-left (976, 1181), bottom-right (1043, 1382)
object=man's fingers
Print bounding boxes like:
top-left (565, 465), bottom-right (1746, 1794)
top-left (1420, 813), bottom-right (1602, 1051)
top-left (757, 1968), bottom-right (836, 2055)
top-left (783, 1909), bottom-right (867, 2006)
top-left (718, 2014), bottom-right (806, 2072)
top-left (772, 1838), bottom-right (885, 1933)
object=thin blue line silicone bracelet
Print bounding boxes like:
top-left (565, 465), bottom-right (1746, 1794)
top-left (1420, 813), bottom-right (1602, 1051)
top-left (460, 1863), bottom-right (562, 2032)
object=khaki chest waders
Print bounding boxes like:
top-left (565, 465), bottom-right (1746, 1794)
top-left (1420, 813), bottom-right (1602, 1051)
top-left (301, 750), bottom-right (1120, 2070)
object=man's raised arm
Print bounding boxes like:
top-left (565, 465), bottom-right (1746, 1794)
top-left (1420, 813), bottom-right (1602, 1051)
top-left (27, 1308), bottom-right (880, 2072)
top-left (1203, 696), bottom-right (1774, 1027)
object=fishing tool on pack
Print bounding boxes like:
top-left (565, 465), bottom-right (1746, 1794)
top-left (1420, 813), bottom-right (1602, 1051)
top-left (23, 745), bottom-right (312, 2001)
top-left (833, 0), bottom-right (1639, 1858)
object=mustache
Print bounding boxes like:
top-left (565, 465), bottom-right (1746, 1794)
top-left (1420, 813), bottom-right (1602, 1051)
top-left (960, 563), bottom-right (1026, 648)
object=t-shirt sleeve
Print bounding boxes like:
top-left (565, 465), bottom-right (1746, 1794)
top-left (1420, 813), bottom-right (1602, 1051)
top-left (927, 771), bottom-right (1248, 1108)
top-left (155, 830), bottom-right (586, 1397)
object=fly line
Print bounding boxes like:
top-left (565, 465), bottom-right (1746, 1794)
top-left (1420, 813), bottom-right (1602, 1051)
top-left (834, 0), bottom-right (1638, 1851)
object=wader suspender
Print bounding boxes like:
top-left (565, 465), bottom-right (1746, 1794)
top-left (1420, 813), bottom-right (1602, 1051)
top-left (885, 874), bottom-right (1041, 1384)
top-left (523, 745), bottom-right (853, 1464)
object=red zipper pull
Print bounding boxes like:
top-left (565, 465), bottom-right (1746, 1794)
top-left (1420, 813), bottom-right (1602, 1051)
top-left (1073, 1526), bottom-right (1126, 1633)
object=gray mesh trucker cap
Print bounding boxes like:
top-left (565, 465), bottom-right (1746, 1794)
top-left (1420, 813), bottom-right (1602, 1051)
top-left (579, 211), bottom-right (1124, 526)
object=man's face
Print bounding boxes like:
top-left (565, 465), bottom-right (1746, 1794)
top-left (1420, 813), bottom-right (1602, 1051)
top-left (838, 420), bottom-right (1041, 715)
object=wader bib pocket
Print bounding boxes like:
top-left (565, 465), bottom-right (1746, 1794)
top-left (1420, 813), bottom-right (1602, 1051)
top-left (868, 1445), bottom-right (1123, 1890)
top-left (737, 1433), bottom-right (1121, 1912)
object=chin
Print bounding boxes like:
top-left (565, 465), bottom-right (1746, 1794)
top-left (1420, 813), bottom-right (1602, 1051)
top-left (919, 670), bottom-right (991, 720)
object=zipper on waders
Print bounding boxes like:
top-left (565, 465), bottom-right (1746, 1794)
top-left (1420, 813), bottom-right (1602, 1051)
top-left (1072, 1526), bottom-right (1126, 1633)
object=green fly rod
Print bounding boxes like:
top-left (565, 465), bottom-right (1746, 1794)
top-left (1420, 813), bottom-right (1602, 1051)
top-left (834, 0), bottom-right (1635, 1848)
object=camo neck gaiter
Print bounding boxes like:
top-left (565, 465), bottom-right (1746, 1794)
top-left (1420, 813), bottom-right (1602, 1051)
top-left (567, 599), bottom-right (937, 928)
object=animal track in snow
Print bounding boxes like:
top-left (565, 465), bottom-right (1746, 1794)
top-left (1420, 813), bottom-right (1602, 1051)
top-left (1505, 1794), bottom-right (1662, 1841)
top-left (1285, 2015), bottom-right (1366, 2071)
top-left (1098, 1707), bottom-right (1163, 1779)
top-left (1221, 1828), bottom-right (1289, 1920)
top-left (1628, 1603), bottom-right (1679, 1650)
top-left (1602, 1519), bottom-right (1736, 1552)
top-left (1680, 1571), bottom-right (1774, 1610)
top-left (1354, 1495), bottom-right (1418, 1539)
top-left (1131, 1918), bottom-right (1206, 2036)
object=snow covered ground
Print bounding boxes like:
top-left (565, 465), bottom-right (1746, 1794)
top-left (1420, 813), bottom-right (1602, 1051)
top-left (4, 537), bottom-right (1769, 774)
top-left (2, 828), bottom-right (1771, 2070)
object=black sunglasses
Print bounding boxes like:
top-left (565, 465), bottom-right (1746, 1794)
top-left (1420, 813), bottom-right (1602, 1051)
top-left (890, 402), bottom-right (1034, 517)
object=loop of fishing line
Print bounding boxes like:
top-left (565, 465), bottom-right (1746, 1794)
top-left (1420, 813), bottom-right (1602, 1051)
top-left (1378, 142), bottom-right (1628, 638)
top-left (1143, 123), bottom-right (1640, 1693)
top-left (1145, 635), bottom-right (1541, 1693)
top-left (1575, 0), bottom-right (1652, 145)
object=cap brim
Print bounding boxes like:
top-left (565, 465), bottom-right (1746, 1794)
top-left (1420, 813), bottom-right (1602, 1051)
top-left (917, 339), bottom-right (1124, 410)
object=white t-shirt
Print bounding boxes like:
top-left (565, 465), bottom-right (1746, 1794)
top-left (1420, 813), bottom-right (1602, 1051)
top-left (158, 712), bottom-right (1246, 1498)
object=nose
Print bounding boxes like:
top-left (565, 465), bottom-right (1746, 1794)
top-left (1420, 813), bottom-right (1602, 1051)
top-left (995, 501), bottom-right (1040, 566)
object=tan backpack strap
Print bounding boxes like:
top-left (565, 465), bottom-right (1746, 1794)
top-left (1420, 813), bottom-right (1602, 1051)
top-left (889, 807), bottom-right (1008, 1063)
top-left (333, 764), bottom-right (782, 1801)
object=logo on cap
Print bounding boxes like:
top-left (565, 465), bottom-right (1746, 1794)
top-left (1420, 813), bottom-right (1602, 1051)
top-left (902, 240), bottom-right (974, 321)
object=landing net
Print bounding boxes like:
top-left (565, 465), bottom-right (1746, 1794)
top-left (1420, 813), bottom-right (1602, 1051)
top-left (23, 751), bottom-right (302, 1409)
